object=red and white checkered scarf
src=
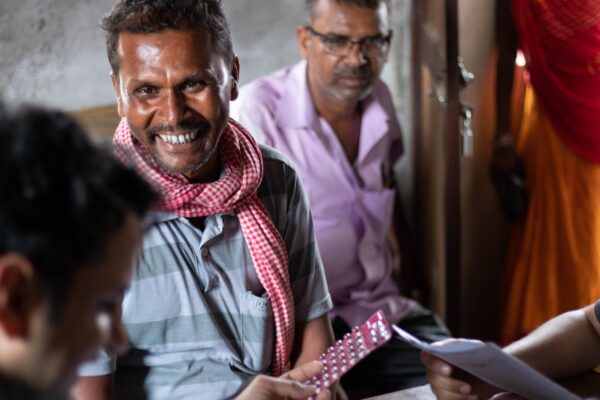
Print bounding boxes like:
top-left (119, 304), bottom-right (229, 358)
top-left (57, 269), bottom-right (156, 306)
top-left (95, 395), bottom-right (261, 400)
top-left (113, 118), bottom-right (294, 375)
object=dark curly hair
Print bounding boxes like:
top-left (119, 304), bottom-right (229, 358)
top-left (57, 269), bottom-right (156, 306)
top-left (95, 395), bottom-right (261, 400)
top-left (101, 0), bottom-right (234, 76)
top-left (0, 104), bottom-right (156, 321)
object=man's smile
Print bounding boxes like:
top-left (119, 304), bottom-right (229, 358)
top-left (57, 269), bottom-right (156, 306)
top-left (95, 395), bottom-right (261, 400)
top-left (156, 131), bottom-right (200, 145)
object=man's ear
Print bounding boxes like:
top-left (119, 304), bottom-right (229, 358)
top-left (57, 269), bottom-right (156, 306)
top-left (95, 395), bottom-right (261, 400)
top-left (297, 25), bottom-right (311, 60)
top-left (111, 72), bottom-right (126, 119)
top-left (230, 56), bottom-right (241, 101)
top-left (0, 254), bottom-right (35, 338)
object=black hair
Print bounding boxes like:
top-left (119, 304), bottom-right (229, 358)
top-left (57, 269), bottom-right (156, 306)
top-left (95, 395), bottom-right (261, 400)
top-left (101, 0), bottom-right (234, 75)
top-left (305, 0), bottom-right (391, 20)
top-left (0, 104), bottom-right (156, 320)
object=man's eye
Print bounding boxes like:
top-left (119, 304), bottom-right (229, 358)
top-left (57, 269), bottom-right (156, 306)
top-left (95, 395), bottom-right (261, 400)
top-left (366, 36), bottom-right (387, 47)
top-left (134, 86), bottom-right (158, 97)
top-left (322, 36), bottom-right (349, 49)
top-left (182, 80), bottom-right (207, 92)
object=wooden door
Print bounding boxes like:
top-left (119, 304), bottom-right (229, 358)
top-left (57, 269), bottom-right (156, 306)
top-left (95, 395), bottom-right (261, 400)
top-left (412, 0), bottom-right (462, 333)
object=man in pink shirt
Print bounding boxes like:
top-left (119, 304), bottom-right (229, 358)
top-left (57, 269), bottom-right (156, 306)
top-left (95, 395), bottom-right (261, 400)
top-left (231, 0), bottom-right (450, 396)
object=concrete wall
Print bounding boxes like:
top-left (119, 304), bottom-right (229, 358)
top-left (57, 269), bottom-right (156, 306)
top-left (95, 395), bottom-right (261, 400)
top-left (0, 1), bottom-right (411, 115)
top-left (0, 0), bottom-right (117, 111)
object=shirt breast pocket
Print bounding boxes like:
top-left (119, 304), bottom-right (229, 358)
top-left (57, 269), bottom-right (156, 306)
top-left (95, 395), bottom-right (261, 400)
top-left (240, 291), bottom-right (274, 373)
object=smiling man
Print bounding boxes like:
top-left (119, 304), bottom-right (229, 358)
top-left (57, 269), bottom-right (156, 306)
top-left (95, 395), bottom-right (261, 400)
top-left (0, 105), bottom-right (155, 399)
top-left (231, 0), bottom-right (450, 396)
top-left (75, 1), bottom-right (334, 399)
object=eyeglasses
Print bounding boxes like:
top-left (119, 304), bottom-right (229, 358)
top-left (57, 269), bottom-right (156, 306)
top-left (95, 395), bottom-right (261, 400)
top-left (305, 25), bottom-right (392, 58)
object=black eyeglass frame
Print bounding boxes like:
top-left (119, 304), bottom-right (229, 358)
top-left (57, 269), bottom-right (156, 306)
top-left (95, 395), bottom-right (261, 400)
top-left (304, 25), bottom-right (393, 57)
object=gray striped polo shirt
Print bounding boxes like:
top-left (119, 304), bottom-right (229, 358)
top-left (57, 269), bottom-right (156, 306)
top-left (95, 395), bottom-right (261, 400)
top-left (79, 145), bottom-right (333, 399)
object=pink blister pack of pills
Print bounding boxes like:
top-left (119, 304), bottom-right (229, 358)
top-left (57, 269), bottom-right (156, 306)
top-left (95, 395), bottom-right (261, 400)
top-left (303, 310), bottom-right (392, 399)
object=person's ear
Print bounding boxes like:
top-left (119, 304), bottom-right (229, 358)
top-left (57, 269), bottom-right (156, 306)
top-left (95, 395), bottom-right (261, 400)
top-left (230, 56), bottom-right (240, 101)
top-left (297, 25), bottom-right (311, 60)
top-left (0, 253), bottom-right (35, 338)
top-left (111, 72), bottom-right (126, 119)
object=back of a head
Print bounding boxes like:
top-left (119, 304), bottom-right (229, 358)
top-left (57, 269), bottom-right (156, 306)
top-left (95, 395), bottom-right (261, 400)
top-left (102, 0), bottom-right (233, 75)
top-left (0, 105), bottom-right (156, 318)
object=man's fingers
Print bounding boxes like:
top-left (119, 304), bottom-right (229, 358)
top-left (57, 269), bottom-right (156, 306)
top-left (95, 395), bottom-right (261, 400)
top-left (266, 377), bottom-right (317, 399)
top-left (421, 351), bottom-right (453, 376)
top-left (421, 351), bottom-right (477, 400)
top-left (282, 360), bottom-right (323, 382)
top-left (426, 369), bottom-right (473, 396)
top-left (316, 389), bottom-right (332, 400)
top-left (430, 385), bottom-right (478, 400)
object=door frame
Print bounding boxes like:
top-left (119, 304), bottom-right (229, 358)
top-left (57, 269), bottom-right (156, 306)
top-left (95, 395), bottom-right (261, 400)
top-left (411, 0), bottom-right (462, 334)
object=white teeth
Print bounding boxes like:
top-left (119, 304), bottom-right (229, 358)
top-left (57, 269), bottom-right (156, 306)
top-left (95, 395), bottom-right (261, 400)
top-left (159, 131), bottom-right (199, 145)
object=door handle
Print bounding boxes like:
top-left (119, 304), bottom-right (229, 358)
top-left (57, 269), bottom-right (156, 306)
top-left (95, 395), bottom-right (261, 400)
top-left (461, 104), bottom-right (474, 157)
top-left (458, 57), bottom-right (475, 88)
top-left (458, 57), bottom-right (475, 156)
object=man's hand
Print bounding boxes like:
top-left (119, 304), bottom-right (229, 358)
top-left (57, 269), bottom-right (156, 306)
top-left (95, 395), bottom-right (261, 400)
top-left (235, 361), bottom-right (331, 400)
top-left (421, 351), bottom-right (498, 400)
top-left (421, 351), bottom-right (476, 399)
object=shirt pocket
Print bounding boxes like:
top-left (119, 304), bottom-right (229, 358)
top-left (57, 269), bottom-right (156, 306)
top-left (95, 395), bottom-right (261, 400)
top-left (240, 291), bottom-right (274, 373)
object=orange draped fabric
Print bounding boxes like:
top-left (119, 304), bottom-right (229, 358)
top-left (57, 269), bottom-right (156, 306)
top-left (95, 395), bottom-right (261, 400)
top-left (501, 85), bottom-right (600, 344)
top-left (501, 0), bottom-right (600, 344)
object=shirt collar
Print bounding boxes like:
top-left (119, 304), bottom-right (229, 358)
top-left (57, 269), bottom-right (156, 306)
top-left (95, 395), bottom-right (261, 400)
top-left (276, 60), bottom-right (390, 141)
top-left (275, 60), bottom-right (320, 129)
top-left (357, 83), bottom-right (392, 160)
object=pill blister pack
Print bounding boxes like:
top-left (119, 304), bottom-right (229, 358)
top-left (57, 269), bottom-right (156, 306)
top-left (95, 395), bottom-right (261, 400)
top-left (303, 310), bottom-right (391, 398)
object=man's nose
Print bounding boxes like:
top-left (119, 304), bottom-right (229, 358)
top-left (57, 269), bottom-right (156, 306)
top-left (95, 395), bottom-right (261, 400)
top-left (345, 42), bottom-right (368, 65)
top-left (163, 90), bottom-right (186, 126)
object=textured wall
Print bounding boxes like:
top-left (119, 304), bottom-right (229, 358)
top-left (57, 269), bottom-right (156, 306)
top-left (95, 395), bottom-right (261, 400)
top-left (0, 1), bottom-right (412, 114)
top-left (0, 0), bottom-right (116, 110)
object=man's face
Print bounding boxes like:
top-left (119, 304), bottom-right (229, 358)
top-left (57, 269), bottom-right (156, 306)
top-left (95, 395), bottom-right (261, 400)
top-left (112, 29), bottom-right (239, 182)
top-left (25, 213), bottom-right (142, 389)
top-left (298, 0), bottom-right (391, 106)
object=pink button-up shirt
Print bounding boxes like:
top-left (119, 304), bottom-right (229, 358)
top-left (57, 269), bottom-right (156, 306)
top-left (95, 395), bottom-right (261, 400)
top-left (231, 61), bottom-right (415, 327)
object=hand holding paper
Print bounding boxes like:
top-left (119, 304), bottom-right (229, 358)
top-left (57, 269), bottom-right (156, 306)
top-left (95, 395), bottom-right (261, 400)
top-left (394, 326), bottom-right (581, 400)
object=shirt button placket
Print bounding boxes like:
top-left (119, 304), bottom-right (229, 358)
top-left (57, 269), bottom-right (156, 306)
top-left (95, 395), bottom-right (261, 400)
top-left (200, 246), bottom-right (218, 290)
top-left (201, 246), bottom-right (209, 259)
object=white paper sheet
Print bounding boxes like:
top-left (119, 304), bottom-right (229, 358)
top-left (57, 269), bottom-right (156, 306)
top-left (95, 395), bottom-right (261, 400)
top-left (393, 325), bottom-right (581, 400)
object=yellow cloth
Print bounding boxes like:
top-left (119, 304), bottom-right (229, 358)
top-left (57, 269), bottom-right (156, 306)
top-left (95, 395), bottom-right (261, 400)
top-left (501, 85), bottom-right (600, 344)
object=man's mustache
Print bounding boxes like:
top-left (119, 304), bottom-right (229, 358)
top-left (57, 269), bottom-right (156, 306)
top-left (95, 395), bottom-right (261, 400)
top-left (149, 119), bottom-right (211, 137)
top-left (334, 66), bottom-right (373, 78)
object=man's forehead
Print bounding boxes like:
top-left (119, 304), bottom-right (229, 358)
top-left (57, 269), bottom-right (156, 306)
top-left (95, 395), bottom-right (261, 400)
top-left (116, 28), bottom-right (213, 59)
top-left (310, 0), bottom-right (390, 33)
top-left (115, 29), bottom-right (224, 76)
